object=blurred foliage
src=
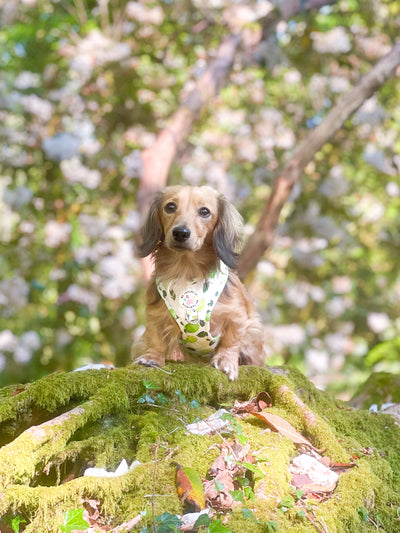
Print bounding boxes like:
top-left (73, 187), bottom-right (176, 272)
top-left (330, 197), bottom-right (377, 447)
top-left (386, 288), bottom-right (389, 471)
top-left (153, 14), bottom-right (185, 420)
top-left (0, 0), bottom-right (399, 398)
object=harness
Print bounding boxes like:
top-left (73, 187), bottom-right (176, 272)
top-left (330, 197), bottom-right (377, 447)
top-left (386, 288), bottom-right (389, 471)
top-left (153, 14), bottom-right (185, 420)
top-left (156, 261), bottom-right (229, 357)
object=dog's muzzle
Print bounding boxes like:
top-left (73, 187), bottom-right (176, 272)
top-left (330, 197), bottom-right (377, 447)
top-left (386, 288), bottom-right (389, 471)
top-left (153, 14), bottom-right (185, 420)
top-left (173, 225), bottom-right (191, 243)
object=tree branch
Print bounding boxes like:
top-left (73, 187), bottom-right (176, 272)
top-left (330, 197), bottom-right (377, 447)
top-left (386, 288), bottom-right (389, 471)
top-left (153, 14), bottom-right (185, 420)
top-left (237, 39), bottom-right (400, 280)
top-left (137, 0), bottom-right (338, 212)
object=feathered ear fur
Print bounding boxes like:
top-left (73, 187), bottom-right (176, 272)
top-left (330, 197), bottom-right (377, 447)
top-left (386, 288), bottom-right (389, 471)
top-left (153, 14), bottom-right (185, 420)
top-left (213, 195), bottom-right (243, 269)
top-left (138, 191), bottom-right (164, 258)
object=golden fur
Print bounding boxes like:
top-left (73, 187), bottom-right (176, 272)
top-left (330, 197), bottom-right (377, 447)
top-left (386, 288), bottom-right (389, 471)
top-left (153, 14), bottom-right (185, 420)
top-left (133, 185), bottom-right (265, 380)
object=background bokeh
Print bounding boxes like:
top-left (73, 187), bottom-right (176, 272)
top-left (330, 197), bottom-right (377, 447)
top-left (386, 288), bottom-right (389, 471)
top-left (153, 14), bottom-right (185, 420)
top-left (1, 0), bottom-right (399, 398)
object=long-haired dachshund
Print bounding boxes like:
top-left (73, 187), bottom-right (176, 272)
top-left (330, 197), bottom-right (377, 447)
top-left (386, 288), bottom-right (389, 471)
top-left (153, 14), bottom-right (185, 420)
top-left (133, 185), bottom-right (264, 380)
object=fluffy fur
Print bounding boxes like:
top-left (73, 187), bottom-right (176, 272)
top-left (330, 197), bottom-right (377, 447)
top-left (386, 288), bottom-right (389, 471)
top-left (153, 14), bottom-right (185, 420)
top-left (133, 185), bottom-right (265, 380)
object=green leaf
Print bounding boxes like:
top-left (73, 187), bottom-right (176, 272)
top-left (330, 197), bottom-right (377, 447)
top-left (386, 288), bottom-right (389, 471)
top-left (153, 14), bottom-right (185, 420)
top-left (194, 513), bottom-right (211, 528)
top-left (358, 507), bottom-right (369, 522)
top-left (189, 399), bottom-right (200, 409)
top-left (242, 461), bottom-right (264, 477)
top-left (142, 379), bottom-right (157, 390)
top-left (176, 465), bottom-right (206, 510)
top-left (11, 516), bottom-right (26, 533)
top-left (156, 392), bottom-right (170, 405)
top-left (229, 489), bottom-right (245, 504)
top-left (208, 519), bottom-right (232, 533)
top-left (214, 478), bottom-right (225, 491)
top-left (265, 520), bottom-right (279, 532)
top-left (242, 508), bottom-right (257, 522)
top-left (294, 489), bottom-right (305, 500)
top-left (59, 508), bottom-right (90, 533)
top-left (279, 496), bottom-right (295, 511)
top-left (175, 390), bottom-right (187, 403)
top-left (296, 509), bottom-right (306, 518)
top-left (243, 486), bottom-right (255, 502)
top-left (156, 512), bottom-right (182, 533)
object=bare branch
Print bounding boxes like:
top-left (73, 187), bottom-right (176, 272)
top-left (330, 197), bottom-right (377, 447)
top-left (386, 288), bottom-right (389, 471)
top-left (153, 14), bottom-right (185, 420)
top-left (237, 39), bottom-right (400, 280)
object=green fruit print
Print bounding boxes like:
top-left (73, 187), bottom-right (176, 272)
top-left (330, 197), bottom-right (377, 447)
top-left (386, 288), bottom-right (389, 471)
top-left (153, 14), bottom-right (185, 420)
top-left (185, 323), bottom-right (199, 333)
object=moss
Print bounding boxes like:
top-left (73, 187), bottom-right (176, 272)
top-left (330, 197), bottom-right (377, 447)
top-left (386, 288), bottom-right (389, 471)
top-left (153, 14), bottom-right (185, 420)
top-left (350, 372), bottom-right (400, 409)
top-left (1, 363), bottom-right (400, 532)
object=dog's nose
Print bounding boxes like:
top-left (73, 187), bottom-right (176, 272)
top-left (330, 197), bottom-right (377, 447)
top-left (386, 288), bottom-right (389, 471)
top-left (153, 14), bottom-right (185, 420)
top-left (173, 226), bottom-right (191, 242)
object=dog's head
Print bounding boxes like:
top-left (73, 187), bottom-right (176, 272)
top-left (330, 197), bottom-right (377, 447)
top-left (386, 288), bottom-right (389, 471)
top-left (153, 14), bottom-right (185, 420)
top-left (138, 185), bottom-right (243, 268)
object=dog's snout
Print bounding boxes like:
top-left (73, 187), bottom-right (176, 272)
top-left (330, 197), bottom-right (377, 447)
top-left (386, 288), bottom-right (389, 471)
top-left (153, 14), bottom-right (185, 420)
top-left (173, 225), bottom-right (191, 242)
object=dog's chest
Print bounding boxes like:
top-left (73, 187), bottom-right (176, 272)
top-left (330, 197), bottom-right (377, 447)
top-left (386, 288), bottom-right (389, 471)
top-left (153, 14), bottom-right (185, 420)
top-left (156, 261), bottom-right (228, 356)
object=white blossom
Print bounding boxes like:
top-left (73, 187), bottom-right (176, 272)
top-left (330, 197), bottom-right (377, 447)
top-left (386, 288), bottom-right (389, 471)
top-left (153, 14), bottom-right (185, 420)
top-left (0, 330), bottom-right (18, 351)
top-left (121, 306), bottom-right (137, 329)
top-left (123, 150), bottom-right (143, 179)
top-left (126, 2), bottom-right (164, 24)
top-left (367, 312), bottom-right (390, 334)
top-left (386, 181), bottom-right (400, 197)
top-left (65, 284), bottom-right (99, 312)
top-left (61, 157), bottom-right (101, 189)
top-left (3, 186), bottom-right (33, 209)
top-left (305, 349), bottom-right (330, 374)
top-left (20, 94), bottom-right (53, 121)
top-left (14, 71), bottom-right (41, 89)
top-left (0, 353), bottom-right (6, 371)
top-left (326, 297), bottom-right (352, 318)
top-left (271, 324), bottom-right (306, 347)
top-left (311, 27), bottom-right (351, 54)
top-left (44, 220), bottom-right (72, 248)
top-left (20, 331), bottom-right (42, 351)
top-left (319, 165), bottom-right (350, 198)
top-left (0, 277), bottom-right (30, 315)
top-left (14, 344), bottom-right (33, 364)
top-left (42, 133), bottom-right (81, 161)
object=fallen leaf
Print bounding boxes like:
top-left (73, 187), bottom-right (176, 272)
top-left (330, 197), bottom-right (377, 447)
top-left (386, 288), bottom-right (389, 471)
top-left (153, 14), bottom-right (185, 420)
top-left (232, 391), bottom-right (272, 415)
top-left (329, 461), bottom-right (358, 472)
top-left (175, 464), bottom-right (206, 511)
top-left (185, 409), bottom-right (230, 435)
top-left (290, 454), bottom-right (338, 494)
top-left (251, 411), bottom-right (323, 452)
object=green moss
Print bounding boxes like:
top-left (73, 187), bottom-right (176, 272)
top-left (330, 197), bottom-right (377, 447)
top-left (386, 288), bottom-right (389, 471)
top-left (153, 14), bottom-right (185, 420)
top-left (1, 363), bottom-right (400, 532)
top-left (350, 371), bottom-right (400, 409)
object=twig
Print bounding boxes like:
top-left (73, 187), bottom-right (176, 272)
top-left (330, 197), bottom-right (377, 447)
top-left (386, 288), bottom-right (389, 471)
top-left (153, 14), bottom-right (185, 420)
top-left (152, 436), bottom-right (161, 533)
top-left (199, 417), bottom-right (240, 462)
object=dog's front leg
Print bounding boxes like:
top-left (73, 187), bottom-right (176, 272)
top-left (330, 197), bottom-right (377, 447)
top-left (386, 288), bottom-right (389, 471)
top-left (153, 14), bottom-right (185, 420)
top-left (211, 325), bottom-right (240, 381)
top-left (134, 305), bottom-right (167, 368)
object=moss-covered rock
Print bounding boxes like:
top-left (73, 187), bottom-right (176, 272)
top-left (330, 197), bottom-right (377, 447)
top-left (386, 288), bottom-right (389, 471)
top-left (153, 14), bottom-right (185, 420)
top-left (0, 363), bottom-right (399, 532)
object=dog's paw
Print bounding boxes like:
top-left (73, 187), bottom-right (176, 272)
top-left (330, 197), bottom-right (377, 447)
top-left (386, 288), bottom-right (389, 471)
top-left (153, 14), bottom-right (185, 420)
top-left (212, 355), bottom-right (239, 381)
top-left (134, 354), bottom-right (165, 368)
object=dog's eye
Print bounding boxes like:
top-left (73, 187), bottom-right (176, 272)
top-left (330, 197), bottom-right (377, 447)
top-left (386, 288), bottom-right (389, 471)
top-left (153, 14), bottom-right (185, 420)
top-left (198, 207), bottom-right (211, 218)
top-left (164, 202), bottom-right (177, 214)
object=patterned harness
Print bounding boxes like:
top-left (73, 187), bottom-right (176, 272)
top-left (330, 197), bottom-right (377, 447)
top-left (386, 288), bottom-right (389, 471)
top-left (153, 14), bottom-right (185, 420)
top-left (156, 261), bottom-right (229, 357)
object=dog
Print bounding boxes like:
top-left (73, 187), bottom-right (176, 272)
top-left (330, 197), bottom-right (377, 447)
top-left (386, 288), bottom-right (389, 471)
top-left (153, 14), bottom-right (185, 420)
top-left (133, 185), bottom-right (264, 380)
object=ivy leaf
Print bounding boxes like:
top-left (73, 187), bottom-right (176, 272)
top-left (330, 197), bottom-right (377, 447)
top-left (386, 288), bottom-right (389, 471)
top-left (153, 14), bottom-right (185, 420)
top-left (358, 507), bottom-right (369, 522)
top-left (142, 379), bottom-right (157, 390)
top-left (229, 489), bottom-right (245, 504)
top-left (175, 390), bottom-right (187, 403)
top-left (208, 519), bottom-right (232, 533)
top-left (214, 478), bottom-right (225, 491)
top-left (10, 516), bottom-right (26, 533)
top-left (265, 520), bottom-right (279, 532)
top-left (193, 513), bottom-right (211, 528)
top-left (242, 508), bottom-right (257, 522)
top-left (242, 461), bottom-right (264, 477)
top-left (175, 464), bottom-right (206, 511)
top-left (155, 512), bottom-right (182, 533)
top-left (59, 508), bottom-right (89, 533)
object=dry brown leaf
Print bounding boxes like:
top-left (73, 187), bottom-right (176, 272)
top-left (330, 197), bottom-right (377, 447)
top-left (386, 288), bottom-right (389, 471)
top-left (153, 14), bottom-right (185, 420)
top-left (251, 411), bottom-right (323, 452)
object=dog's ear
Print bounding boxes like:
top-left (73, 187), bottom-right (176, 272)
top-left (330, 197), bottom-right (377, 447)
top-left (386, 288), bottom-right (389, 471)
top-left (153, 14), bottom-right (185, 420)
top-left (213, 195), bottom-right (243, 269)
top-left (138, 191), bottom-right (164, 257)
